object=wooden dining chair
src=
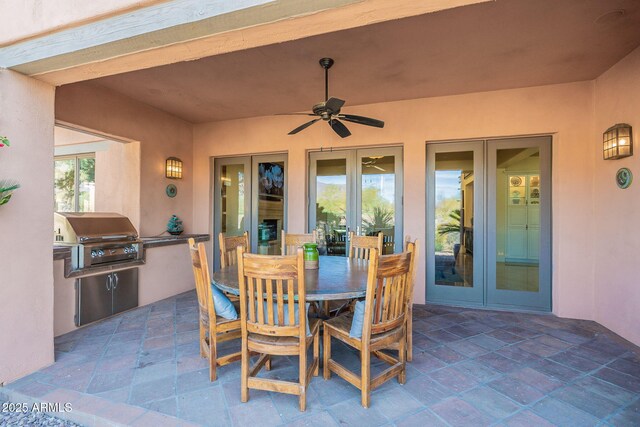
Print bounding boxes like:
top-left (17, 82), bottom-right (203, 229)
top-left (404, 237), bottom-right (420, 362)
top-left (322, 231), bottom-right (384, 317)
top-left (237, 247), bottom-right (321, 411)
top-left (323, 243), bottom-right (417, 408)
top-left (219, 231), bottom-right (250, 268)
top-left (348, 231), bottom-right (383, 260)
top-left (281, 230), bottom-right (317, 255)
top-left (188, 238), bottom-right (243, 382)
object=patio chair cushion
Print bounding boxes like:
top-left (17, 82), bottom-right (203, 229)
top-left (210, 283), bottom-right (238, 320)
top-left (349, 299), bottom-right (366, 338)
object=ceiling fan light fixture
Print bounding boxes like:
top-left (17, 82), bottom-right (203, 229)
top-left (284, 58), bottom-right (385, 138)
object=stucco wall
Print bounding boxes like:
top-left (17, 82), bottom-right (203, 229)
top-left (193, 81), bottom-right (596, 321)
top-left (0, 69), bottom-right (55, 384)
top-left (593, 46), bottom-right (640, 345)
top-left (55, 83), bottom-right (194, 237)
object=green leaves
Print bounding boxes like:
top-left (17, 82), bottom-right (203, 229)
top-left (0, 179), bottom-right (20, 206)
top-left (0, 136), bottom-right (10, 147)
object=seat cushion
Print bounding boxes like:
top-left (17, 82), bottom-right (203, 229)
top-left (349, 299), bottom-right (365, 338)
top-left (210, 283), bottom-right (238, 320)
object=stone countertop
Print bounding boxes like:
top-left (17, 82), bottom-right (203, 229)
top-left (139, 233), bottom-right (209, 248)
top-left (53, 233), bottom-right (210, 258)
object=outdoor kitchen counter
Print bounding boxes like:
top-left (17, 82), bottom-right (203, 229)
top-left (53, 233), bottom-right (209, 259)
top-left (139, 233), bottom-right (209, 248)
top-left (53, 233), bottom-right (209, 337)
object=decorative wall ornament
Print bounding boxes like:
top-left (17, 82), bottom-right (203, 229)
top-left (166, 184), bottom-right (177, 198)
top-left (616, 167), bottom-right (633, 189)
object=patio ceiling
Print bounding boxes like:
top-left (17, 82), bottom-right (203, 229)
top-left (70, 0), bottom-right (640, 123)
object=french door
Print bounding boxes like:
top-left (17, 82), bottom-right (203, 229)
top-left (213, 154), bottom-right (287, 271)
top-left (308, 147), bottom-right (403, 256)
top-left (426, 136), bottom-right (551, 311)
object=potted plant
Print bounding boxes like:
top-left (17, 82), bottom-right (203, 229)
top-left (0, 136), bottom-right (20, 206)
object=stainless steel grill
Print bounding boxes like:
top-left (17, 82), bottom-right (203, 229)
top-left (54, 212), bottom-right (143, 270)
top-left (54, 212), bottom-right (143, 326)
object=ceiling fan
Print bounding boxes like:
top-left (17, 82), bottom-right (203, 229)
top-left (285, 58), bottom-right (385, 138)
top-left (362, 156), bottom-right (386, 171)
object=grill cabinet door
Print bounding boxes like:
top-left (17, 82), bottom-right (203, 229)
top-left (112, 268), bottom-right (139, 315)
top-left (76, 273), bottom-right (113, 326)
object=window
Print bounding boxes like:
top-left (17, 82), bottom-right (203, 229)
top-left (54, 155), bottom-right (95, 212)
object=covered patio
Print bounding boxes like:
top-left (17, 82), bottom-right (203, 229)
top-left (2, 1), bottom-right (640, 426)
top-left (2, 290), bottom-right (639, 426)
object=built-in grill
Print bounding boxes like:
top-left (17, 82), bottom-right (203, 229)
top-left (54, 212), bottom-right (143, 327)
top-left (54, 212), bottom-right (143, 270)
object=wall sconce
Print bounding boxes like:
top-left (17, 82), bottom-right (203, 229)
top-left (603, 123), bottom-right (633, 160)
top-left (165, 157), bottom-right (183, 179)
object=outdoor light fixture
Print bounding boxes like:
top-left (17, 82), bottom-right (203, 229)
top-left (603, 123), bottom-right (633, 160)
top-left (165, 157), bottom-right (183, 179)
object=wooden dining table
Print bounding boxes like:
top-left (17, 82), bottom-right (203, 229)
top-left (211, 255), bottom-right (369, 301)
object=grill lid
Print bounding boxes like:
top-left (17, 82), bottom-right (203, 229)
top-left (54, 212), bottom-right (139, 243)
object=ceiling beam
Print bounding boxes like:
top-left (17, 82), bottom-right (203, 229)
top-left (0, 0), bottom-right (489, 86)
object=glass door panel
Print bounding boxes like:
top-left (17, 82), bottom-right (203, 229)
top-left (357, 148), bottom-right (403, 254)
top-left (426, 142), bottom-right (484, 306)
top-left (309, 152), bottom-right (353, 256)
top-left (214, 157), bottom-right (252, 271)
top-left (253, 155), bottom-right (287, 255)
top-left (487, 137), bottom-right (551, 310)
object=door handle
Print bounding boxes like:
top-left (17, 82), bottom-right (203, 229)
top-left (106, 275), bottom-right (112, 291)
top-left (113, 273), bottom-right (119, 289)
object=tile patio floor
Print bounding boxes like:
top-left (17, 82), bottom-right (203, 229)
top-left (2, 290), bottom-right (640, 427)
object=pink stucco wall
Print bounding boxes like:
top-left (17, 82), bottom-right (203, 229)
top-left (192, 81), bottom-right (597, 322)
top-left (0, 70), bottom-right (56, 384)
top-left (55, 83), bottom-right (194, 237)
top-left (593, 46), bottom-right (640, 345)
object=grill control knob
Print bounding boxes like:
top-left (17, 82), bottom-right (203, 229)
top-left (124, 247), bottom-right (129, 253)
top-left (98, 250), bottom-right (104, 257)
top-left (91, 250), bottom-right (97, 258)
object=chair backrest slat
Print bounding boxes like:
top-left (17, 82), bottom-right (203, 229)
top-left (348, 231), bottom-right (383, 260)
top-left (282, 230), bottom-right (317, 255)
top-left (237, 247), bottom-right (306, 338)
top-left (219, 231), bottom-right (250, 268)
top-left (362, 243), bottom-right (416, 339)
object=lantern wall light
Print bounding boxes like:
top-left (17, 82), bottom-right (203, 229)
top-left (603, 123), bottom-right (633, 160)
top-left (165, 157), bottom-right (183, 179)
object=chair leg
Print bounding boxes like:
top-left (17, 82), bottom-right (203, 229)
top-left (265, 355), bottom-right (272, 371)
top-left (407, 306), bottom-right (413, 362)
top-left (209, 337), bottom-right (218, 382)
top-left (361, 348), bottom-right (371, 408)
top-left (199, 326), bottom-right (206, 358)
top-left (241, 339), bottom-right (250, 403)
top-left (399, 328), bottom-right (407, 384)
top-left (323, 328), bottom-right (331, 380)
top-left (299, 340), bottom-right (307, 411)
top-left (313, 331), bottom-right (319, 376)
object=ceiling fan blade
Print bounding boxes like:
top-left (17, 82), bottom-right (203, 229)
top-left (329, 119), bottom-right (351, 138)
top-left (325, 97), bottom-right (345, 113)
top-left (288, 118), bottom-right (321, 135)
top-left (275, 112), bottom-right (316, 116)
top-left (339, 114), bottom-right (385, 128)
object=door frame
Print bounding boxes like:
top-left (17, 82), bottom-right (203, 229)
top-left (213, 156), bottom-right (252, 271)
top-left (308, 146), bottom-right (404, 254)
top-left (486, 136), bottom-right (552, 311)
top-left (251, 153), bottom-right (288, 253)
top-left (426, 140), bottom-right (485, 306)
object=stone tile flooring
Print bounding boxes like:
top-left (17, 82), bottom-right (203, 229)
top-left (2, 290), bottom-right (640, 426)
